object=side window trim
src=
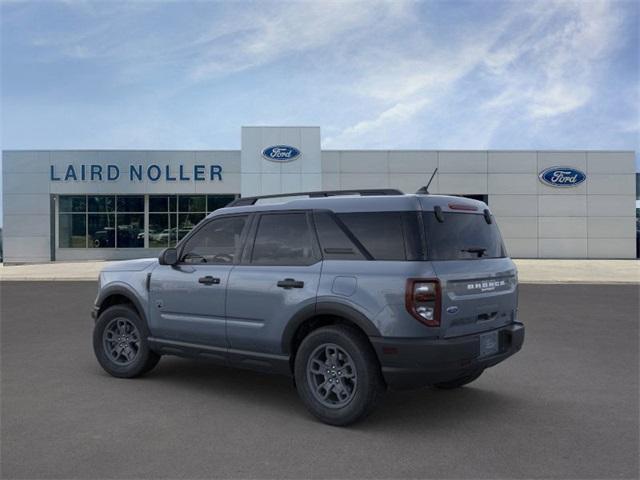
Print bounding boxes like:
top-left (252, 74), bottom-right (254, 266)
top-left (177, 213), bottom-right (250, 265)
top-left (401, 211), bottom-right (422, 261)
top-left (415, 210), bottom-right (428, 261)
top-left (305, 211), bottom-right (323, 262)
top-left (234, 213), bottom-right (256, 266)
top-left (245, 210), bottom-right (321, 267)
top-left (238, 213), bottom-right (258, 265)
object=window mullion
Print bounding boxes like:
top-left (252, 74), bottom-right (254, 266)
top-left (144, 195), bottom-right (149, 249)
top-left (114, 195), bottom-right (118, 249)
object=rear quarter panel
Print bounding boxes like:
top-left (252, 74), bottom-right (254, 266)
top-left (318, 260), bottom-right (441, 338)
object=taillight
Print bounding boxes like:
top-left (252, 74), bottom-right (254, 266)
top-left (405, 279), bottom-right (441, 327)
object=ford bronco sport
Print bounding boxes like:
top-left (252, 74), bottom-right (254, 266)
top-left (92, 189), bottom-right (524, 426)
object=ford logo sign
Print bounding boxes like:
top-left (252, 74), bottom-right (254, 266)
top-left (261, 145), bottom-right (301, 162)
top-left (538, 166), bottom-right (586, 188)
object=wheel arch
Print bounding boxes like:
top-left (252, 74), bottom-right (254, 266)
top-left (282, 302), bottom-right (381, 362)
top-left (96, 284), bottom-right (147, 325)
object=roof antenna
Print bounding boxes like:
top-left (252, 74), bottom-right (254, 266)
top-left (416, 167), bottom-right (438, 194)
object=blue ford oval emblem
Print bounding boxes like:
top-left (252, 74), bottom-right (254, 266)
top-left (538, 166), bottom-right (586, 188)
top-left (446, 306), bottom-right (459, 314)
top-left (261, 145), bottom-right (301, 162)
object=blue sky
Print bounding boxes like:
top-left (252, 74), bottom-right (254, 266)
top-left (1, 0), bottom-right (639, 223)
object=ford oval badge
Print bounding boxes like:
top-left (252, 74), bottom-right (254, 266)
top-left (538, 166), bottom-right (586, 188)
top-left (261, 145), bottom-right (301, 162)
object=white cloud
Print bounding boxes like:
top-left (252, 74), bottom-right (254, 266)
top-left (327, 98), bottom-right (429, 145)
top-left (190, 1), bottom-right (411, 79)
top-left (22, 0), bottom-right (413, 81)
top-left (326, 0), bottom-right (628, 147)
top-left (528, 84), bottom-right (592, 118)
top-left (3, 0), bottom-right (636, 152)
top-left (502, 0), bottom-right (622, 118)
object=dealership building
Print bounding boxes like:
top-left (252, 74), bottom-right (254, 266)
top-left (1, 126), bottom-right (637, 263)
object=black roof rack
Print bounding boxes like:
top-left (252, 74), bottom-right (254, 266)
top-left (226, 189), bottom-right (404, 207)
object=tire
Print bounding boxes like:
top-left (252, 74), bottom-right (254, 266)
top-left (294, 325), bottom-right (385, 426)
top-left (433, 369), bottom-right (484, 389)
top-left (93, 304), bottom-right (160, 378)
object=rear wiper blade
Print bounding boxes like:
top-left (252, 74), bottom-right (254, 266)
top-left (461, 247), bottom-right (487, 257)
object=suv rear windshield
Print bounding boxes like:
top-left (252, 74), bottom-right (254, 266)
top-left (423, 212), bottom-right (506, 260)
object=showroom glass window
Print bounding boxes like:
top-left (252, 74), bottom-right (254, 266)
top-left (87, 195), bottom-right (116, 248)
top-left (148, 195), bottom-right (178, 248)
top-left (60, 194), bottom-right (236, 249)
top-left (59, 195), bottom-right (142, 248)
top-left (115, 196), bottom-right (144, 248)
top-left (59, 196), bottom-right (87, 247)
top-left (148, 195), bottom-right (237, 248)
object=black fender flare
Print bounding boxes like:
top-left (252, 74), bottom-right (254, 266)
top-left (281, 301), bottom-right (381, 354)
top-left (95, 283), bottom-right (148, 325)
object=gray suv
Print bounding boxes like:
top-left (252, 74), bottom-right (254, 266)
top-left (92, 189), bottom-right (524, 425)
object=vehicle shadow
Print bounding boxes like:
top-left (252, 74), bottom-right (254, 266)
top-left (113, 355), bottom-right (527, 430)
top-left (366, 387), bottom-right (525, 430)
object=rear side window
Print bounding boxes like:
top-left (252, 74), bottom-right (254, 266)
top-left (423, 212), bottom-right (506, 260)
top-left (336, 212), bottom-right (408, 261)
top-left (313, 212), bottom-right (365, 260)
top-left (251, 213), bottom-right (318, 266)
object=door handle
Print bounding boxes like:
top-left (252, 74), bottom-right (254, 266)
top-left (277, 278), bottom-right (304, 289)
top-left (198, 276), bottom-right (221, 285)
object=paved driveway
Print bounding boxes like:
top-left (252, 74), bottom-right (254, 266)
top-left (1, 282), bottom-right (638, 479)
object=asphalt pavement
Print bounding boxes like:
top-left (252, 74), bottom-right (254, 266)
top-left (1, 282), bottom-right (638, 479)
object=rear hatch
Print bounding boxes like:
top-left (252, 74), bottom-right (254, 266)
top-left (422, 208), bottom-right (518, 339)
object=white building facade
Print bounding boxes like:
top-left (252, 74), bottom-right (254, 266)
top-left (2, 126), bottom-right (637, 263)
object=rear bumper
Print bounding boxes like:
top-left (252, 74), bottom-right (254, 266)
top-left (370, 323), bottom-right (524, 390)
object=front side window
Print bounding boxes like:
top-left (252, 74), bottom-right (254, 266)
top-left (251, 213), bottom-right (317, 266)
top-left (423, 212), bottom-right (506, 260)
top-left (180, 216), bottom-right (248, 264)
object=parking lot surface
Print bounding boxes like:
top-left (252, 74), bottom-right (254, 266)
top-left (1, 282), bottom-right (638, 479)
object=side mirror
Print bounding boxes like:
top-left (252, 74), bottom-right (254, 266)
top-left (159, 247), bottom-right (178, 266)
